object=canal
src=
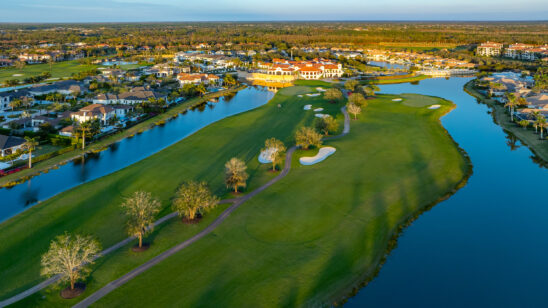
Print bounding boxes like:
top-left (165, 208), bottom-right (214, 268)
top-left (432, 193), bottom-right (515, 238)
top-left (0, 87), bottom-right (273, 222)
top-left (347, 77), bottom-right (548, 307)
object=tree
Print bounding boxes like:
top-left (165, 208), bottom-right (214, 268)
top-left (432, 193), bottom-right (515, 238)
top-left (173, 181), bottom-right (219, 220)
top-left (324, 88), bottom-right (342, 103)
top-left (121, 191), bottom-right (161, 249)
top-left (262, 137), bottom-right (286, 171)
top-left (225, 157), bottom-right (249, 193)
top-left (223, 73), bottom-right (237, 86)
top-left (295, 126), bottom-right (323, 150)
top-left (314, 115), bottom-right (339, 136)
top-left (536, 115), bottom-right (547, 139)
top-left (519, 120), bottom-right (529, 130)
top-left (504, 92), bottom-right (519, 122)
top-left (41, 233), bottom-right (100, 292)
top-left (344, 79), bottom-right (359, 91)
top-left (22, 137), bottom-right (38, 168)
top-left (9, 99), bottom-right (22, 111)
top-left (348, 92), bottom-right (367, 107)
top-left (196, 83), bottom-right (207, 96)
top-left (362, 85), bottom-right (380, 96)
top-left (347, 102), bottom-right (362, 120)
top-left (77, 122), bottom-right (93, 150)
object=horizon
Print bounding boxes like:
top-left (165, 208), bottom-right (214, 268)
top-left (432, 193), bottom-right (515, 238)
top-left (3, 0), bottom-right (548, 23)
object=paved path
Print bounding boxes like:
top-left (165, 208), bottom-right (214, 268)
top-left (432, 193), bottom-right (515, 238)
top-left (1, 107), bottom-right (349, 308)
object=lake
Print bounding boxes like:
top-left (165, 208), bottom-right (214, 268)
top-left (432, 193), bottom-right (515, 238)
top-left (347, 77), bottom-right (548, 307)
top-left (0, 87), bottom-right (273, 222)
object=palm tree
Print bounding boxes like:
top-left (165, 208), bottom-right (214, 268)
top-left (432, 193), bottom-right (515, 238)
top-left (78, 122), bottom-right (92, 150)
top-left (23, 137), bottom-right (38, 168)
top-left (532, 111), bottom-right (541, 133)
top-left (504, 92), bottom-right (519, 122)
top-left (537, 116), bottom-right (547, 140)
top-left (196, 83), bottom-right (207, 97)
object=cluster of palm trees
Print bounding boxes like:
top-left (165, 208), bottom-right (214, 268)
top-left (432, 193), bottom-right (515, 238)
top-left (505, 92), bottom-right (547, 140)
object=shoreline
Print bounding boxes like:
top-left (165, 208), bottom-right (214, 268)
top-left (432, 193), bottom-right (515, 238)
top-left (0, 85), bottom-right (246, 188)
top-left (463, 80), bottom-right (548, 167)
top-left (327, 98), bottom-right (473, 306)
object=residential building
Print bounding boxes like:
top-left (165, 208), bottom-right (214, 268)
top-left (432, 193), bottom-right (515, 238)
top-left (71, 104), bottom-right (115, 125)
top-left (257, 58), bottom-right (343, 80)
top-left (28, 80), bottom-right (85, 96)
top-left (0, 93), bottom-right (11, 112)
top-left (476, 42), bottom-right (503, 57)
top-left (0, 135), bottom-right (26, 157)
top-left (176, 73), bottom-right (220, 86)
top-left (93, 88), bottom-right (163, 105)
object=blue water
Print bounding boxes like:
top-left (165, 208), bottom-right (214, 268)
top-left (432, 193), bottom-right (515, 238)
top-left (0, 87), bottom-right (273, 222)
top-left (368, 60), bottom-right (410, 70)
top-left (346, 77), bottom-right (548, 307)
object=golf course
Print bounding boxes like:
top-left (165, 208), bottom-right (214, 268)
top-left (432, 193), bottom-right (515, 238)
top-left (0, 81), bottom-right (470, 307)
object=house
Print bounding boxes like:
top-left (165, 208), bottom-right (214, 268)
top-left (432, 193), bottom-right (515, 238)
top-left (525, 94), bottom-right (548, 110)
top-left (28, 80), bottom-right (85, 96)
top-left (176, 73), bottom-right (220, 86)
top-left (112, 105), bottom-right (135, 119)
top-left (18, 53), bottom-right (51, 64)
top-left (257, 58), bottom-right (343, 80)
top-left (71, 104), bottom-right (115, 125)
top-left (0, 92), bottom-right (11, 112)
top-left (93, 88), bottom-right (163, 105)
top-left (476, 42), bottom-right (503, 57)
top-left (59, 125), bottom-right (75, 137)
top-left (0, 59), bottom-right (13, 67)
top-left (0, 135), bottom-right (26, 157)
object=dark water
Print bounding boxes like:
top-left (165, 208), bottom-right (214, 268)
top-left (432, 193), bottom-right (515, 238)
top-left (368, 60), bottom-right (410, 70)
top-left (346, 77), bottom-right (548, 307)
top-left (0, 87), bottom-right (273, 222)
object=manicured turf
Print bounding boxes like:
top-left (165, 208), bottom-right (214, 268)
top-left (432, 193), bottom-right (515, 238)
top-left (361, 74), bottom-right (429, 85)
top-left (92, 91), bottom-right (467, 306)
top-left (0, 81), bottom-right (468, 307)
top-left (0, 81), bottom-right (341, 301)
top-left (0, 60), bottom-right (98, 84)
top-left (400, 93), bottom-right (442, 107)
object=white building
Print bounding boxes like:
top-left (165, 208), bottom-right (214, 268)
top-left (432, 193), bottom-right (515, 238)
top-left (476, 42), bottom-right (503, 57)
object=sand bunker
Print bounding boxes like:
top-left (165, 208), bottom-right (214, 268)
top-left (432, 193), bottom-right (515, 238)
top-left (300, 147), bottom-right (336, 165)
top-left (12, 74), bottom-right (23, 77)
top-left (303, 104), bottom-right (312, 110)
top-left (428, 104), bottom-right (441, 109)
top-left (314, 113), bottom-right (329, 118)
top-left (298, 95), bottom-right (303, 98)
top-left (313, 108), bottom-right (324, 112)
top-left (258, 148), bottom-right (276, 164)
top-left (316, 87), bottom-right (326, 92)
top-left (392, 98), bottom-right (403, 101)
top-left (307, 93), bottom-right (321, 97)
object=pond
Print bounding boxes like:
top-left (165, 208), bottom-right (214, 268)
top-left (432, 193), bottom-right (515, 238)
top-left (0, 87), bottom-right (273, 222)
top-left (346, 77), bottom-right (548, 307)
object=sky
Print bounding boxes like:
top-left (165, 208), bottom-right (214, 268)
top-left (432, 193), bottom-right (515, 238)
top-left (1, 0), bottom-right (548, 22)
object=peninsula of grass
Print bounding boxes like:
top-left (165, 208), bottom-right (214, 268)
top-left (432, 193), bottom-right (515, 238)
top-left (1, 81), bottom-right (468, 307)
top-left (464, 81), bottom-right (548, 165)
top-left (360, 74), bottom-right (429, 85)
top-left (76, 87), bottom-right (467, 306)
top-left (0, 81), bottom-right (342, 302)
top-left (0, 86), bottom-right (245, 188)
top-left (0, 60), bottom-right (98, 84)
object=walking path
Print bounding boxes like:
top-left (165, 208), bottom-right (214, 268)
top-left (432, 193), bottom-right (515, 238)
top-left (1, 107), bottom-right (349, 308)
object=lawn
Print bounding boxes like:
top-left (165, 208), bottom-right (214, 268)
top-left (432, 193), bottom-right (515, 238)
top-left (0, 81), bottom-right (341, 302)
top-left (92, 91), bottom-right (468, 307)
top-left (0, 60), bottom-right (98, 84)
top-left (361, 74), bottom-right (429, 85)
top-left (0, 82), bottom-right (468, 307)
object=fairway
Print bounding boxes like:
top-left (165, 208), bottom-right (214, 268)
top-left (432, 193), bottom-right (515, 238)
top-left (0, 60), bottom-right (98, 84)
top-left (0, 82), bottom-right (468, 307)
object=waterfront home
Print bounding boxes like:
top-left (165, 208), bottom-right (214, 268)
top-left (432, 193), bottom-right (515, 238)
top-left (476, 42), bottom-right (503, 57)
top-left (256, 58), bottom-right (343, 80)
top-left (93, 88), bottom-right (163, 105)
top-left (176, 73), bottom-right (220, 86)
top-left (112, 105), bottom-right (135, 119)
top-left (59, 125), bottom-right (75, 137)
top-left (28, 80), bottom-right (85, 96)
top-left (0, 134), bottom-right (26, 157)
top-left (525, 94), bottom-right (548, 110)
top-left (71, 104), bottom-right (115, 125)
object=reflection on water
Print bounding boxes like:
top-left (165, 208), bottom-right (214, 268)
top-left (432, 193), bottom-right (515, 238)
top-left (347, 77), bottom-right (548, 307)
top-left (0, 87), bottom-right (273, 222)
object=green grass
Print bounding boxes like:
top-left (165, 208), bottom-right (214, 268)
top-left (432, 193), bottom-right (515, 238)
top-left (92, 92), bottom-right (467, 307)
top-left (0, 82), bottom-right (468, 307)
top-left (400, 93), bottom-right (442, 107)
top-left (0, 60), bottom-right (98, 84)
top-left (0, 82), bottom-right (341, 302)
top-left (361, 74), bottom-right (429, 85)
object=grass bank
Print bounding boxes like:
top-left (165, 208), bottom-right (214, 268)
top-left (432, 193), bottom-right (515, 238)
top-left (0, 81), bottom-right (341, 302)
top-left (0, 60), bottom-right (98, 84)
top-left (91, 90), bottom-right (467, 306)
top-left (464, 81), bottom-right (548, 165)
top-left (0, 86), bottom-right (245, 187)
top-left (361, 74), bottom-right (429, 85)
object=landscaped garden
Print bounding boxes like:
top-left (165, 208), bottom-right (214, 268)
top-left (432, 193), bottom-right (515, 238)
top-left (0, 80), bottom-right (469, 307)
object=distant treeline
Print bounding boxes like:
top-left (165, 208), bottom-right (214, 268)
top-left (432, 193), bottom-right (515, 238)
top-left (0, 22), bottom-right (547, 52)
